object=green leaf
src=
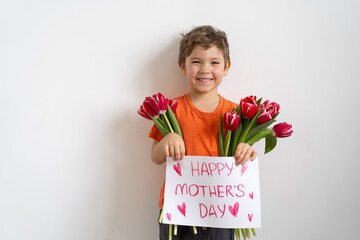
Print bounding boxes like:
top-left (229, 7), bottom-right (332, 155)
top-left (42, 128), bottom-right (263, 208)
top-left (229, 129), bottom-right (235, 152)
top-left (149, 114), bottom-right (170, 137)
top-left (257, 97), bottom-right (263, 106)
top-left (166, 105), bottom-right (183, 138)
top-left (246, 129), bottom-right (271, 146)
top-left (265, 134), bottom-right (277, 154)
top-left (246, 118), bottom-right (276, 142)
top-left (218, 114), bottom-right (225, 156)
top-left (235, 104), bottom-right (240, 114)
top-left (245, 111), bottom-right (280, 142)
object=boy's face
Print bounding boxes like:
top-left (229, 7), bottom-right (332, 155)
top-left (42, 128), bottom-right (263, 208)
top-left (179, 46), bottom-right (230, 97)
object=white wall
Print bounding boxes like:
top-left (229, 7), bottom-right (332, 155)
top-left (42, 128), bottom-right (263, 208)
top-left (1, 0), bottom-right (359, 239)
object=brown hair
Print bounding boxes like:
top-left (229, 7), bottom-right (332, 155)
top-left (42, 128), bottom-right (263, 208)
top-left (178, 25), bottom-right (230, 68)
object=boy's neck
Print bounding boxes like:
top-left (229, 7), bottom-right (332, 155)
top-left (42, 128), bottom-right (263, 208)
top-left (189, 91), bottom-right (220, 113)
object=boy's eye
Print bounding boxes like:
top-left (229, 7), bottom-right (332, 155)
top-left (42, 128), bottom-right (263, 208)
top-left (192, 61), bottom-right (200, 64)
top-left (212, 61), bottom-right (220, 64)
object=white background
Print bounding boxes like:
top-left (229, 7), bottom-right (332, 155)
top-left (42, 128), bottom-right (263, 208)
top-left (1, 0), bottom-right (359, 239)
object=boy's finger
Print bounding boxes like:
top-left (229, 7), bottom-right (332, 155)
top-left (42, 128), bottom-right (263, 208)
top-left (251, 151), bottom-right (257, 161)
top-left (172, 146), bottom-right (177, 158)
top-left (241, 149), bottom-right (252, 165)
top-left (236, 156), bottom-right (243, 165)
top-left (234, 146), bottom-right (242, 165)
top-left (180, 145), bottom-right (185, 160)
top-left (169, 145), bottom-right (175, 158)
top-left (164, 145), bottom-right (170, 157)
top-left (238, 148), bottom-right (247, 164)
top-left (175, 145), bottom-right (181, 160)
top-left (234, 145), bottom-right (242, 158)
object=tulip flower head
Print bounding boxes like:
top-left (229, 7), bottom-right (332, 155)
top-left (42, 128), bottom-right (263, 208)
top-left (257, 100), bottom-right (280, 124)
top-left (272, 122), bottom-right (293, 138)
top-left (153, 92), bottom-right (168, 114)
top-left (240, 96), bottom-right (258, 119)
top-left (137, 105), bottom-right (153, 120)
top-left (138, 93), bottom-right (174, 120)
top-left (138, 92), bottom-right (183, 139)
top-left (167, 99), bottom-right (178, 113)
top-left (137, 96), bottom-right (162, 120)
top-left (223, 110), bottom-right (240, 132)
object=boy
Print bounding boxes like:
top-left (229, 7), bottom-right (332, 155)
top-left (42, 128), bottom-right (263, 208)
top-left (149, 25), bottom-right (257, 240)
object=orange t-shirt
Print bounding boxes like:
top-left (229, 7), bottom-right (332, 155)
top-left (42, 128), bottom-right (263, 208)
top-left (148, 93), bottom-right (237, 209)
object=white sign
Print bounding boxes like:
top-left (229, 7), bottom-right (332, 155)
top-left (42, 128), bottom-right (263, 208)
top-left (162, 156), bottom-right (261, 228)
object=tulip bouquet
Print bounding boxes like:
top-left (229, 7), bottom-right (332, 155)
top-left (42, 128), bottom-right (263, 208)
top-left (219, 95), bottom-right (293, 240)
top-left (138, 92), bottom-right (182, 138)
top-left (138, 92), bottom-right (197, 240)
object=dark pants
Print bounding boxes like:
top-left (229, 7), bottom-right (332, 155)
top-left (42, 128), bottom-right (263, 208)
top-left (159, 223), bottom-right (234, 240)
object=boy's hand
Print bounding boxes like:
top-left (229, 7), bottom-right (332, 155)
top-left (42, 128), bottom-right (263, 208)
top-left (163, 133), bottom-right (185, 161)
top-left (234, 143), bottom-right (257, 165)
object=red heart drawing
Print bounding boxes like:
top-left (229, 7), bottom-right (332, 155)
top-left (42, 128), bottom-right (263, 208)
top-left (177, 202), bottom-right (186, 217)
top-left (166, 212), bottom-right (171, 221)
top-left (249, 192), bottom-right (254, 200)
top-left (248, 213), bottom-right (253, 222)
top-left (173, 162), bottom-right (182, 176)
top-left (228, 202), bottom-right (239, 217)
top-left (241, 164), bottom-right (248, 176)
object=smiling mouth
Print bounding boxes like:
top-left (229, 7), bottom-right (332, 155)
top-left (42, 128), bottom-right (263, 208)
top-left (197, 78), bottom-right (213, 82)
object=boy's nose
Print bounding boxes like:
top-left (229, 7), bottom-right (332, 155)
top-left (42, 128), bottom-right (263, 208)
top-left (200, 63), bottom-right (211, 74)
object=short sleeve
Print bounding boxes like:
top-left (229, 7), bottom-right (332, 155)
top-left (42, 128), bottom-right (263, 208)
top-left (148, 124), bottom-right (163, 142)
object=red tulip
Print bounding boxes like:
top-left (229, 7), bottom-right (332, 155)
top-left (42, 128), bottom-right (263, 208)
top-left (153, 92), bottom-right (168, 114)
top-left (240, 96), bottom-right (258, 119)
top-left (223, 110), bottom-right (240, 132)
top-left (137, 96), bottom-right (161, 120)
top-left (137, 105), bottom-right (152, 120)
top-left (168, 99), bottom-right (178, 113)
top-left (138, 93), bottom-right (178, 121)
top-left (273, 122), bottom-right (293, 138)
top-left (257, 100), bottom-right (280, 124)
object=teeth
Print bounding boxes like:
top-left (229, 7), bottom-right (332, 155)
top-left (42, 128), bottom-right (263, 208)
top-left (197, 78), bottom-right (212, 82)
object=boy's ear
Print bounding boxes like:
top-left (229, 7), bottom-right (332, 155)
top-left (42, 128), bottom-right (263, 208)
top-left (223, 60), bottom-right (231, 76)
top-left (179, 62), bottom-right (187, 75)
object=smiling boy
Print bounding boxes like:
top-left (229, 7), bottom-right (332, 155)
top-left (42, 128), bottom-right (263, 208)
top-left (149, 25), bottom-right (257, 240)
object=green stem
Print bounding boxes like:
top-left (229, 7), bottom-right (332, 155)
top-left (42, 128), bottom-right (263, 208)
top-left (162, 113), bottom-right (174, 133)
top-left (241, 228), bottom-right (247, 239)
top-left (224, 131), bottom-right (232, 156)
top-left (149, 115), bottom-right (170, 137)
top-left (169, 224), bottom-right (172, 240)
top-left (174, 225), bottom-right (178, 235)
top-left (251, 228), bottom-right (257, 236)
top-left (158, 209), bottom-right (163, 223)
top-left (245, 228), bottom-right (250, 238)
top-left (235, 228), bottom-right (241, 240)
top-left (193, 226), bottom-right (197, 234)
